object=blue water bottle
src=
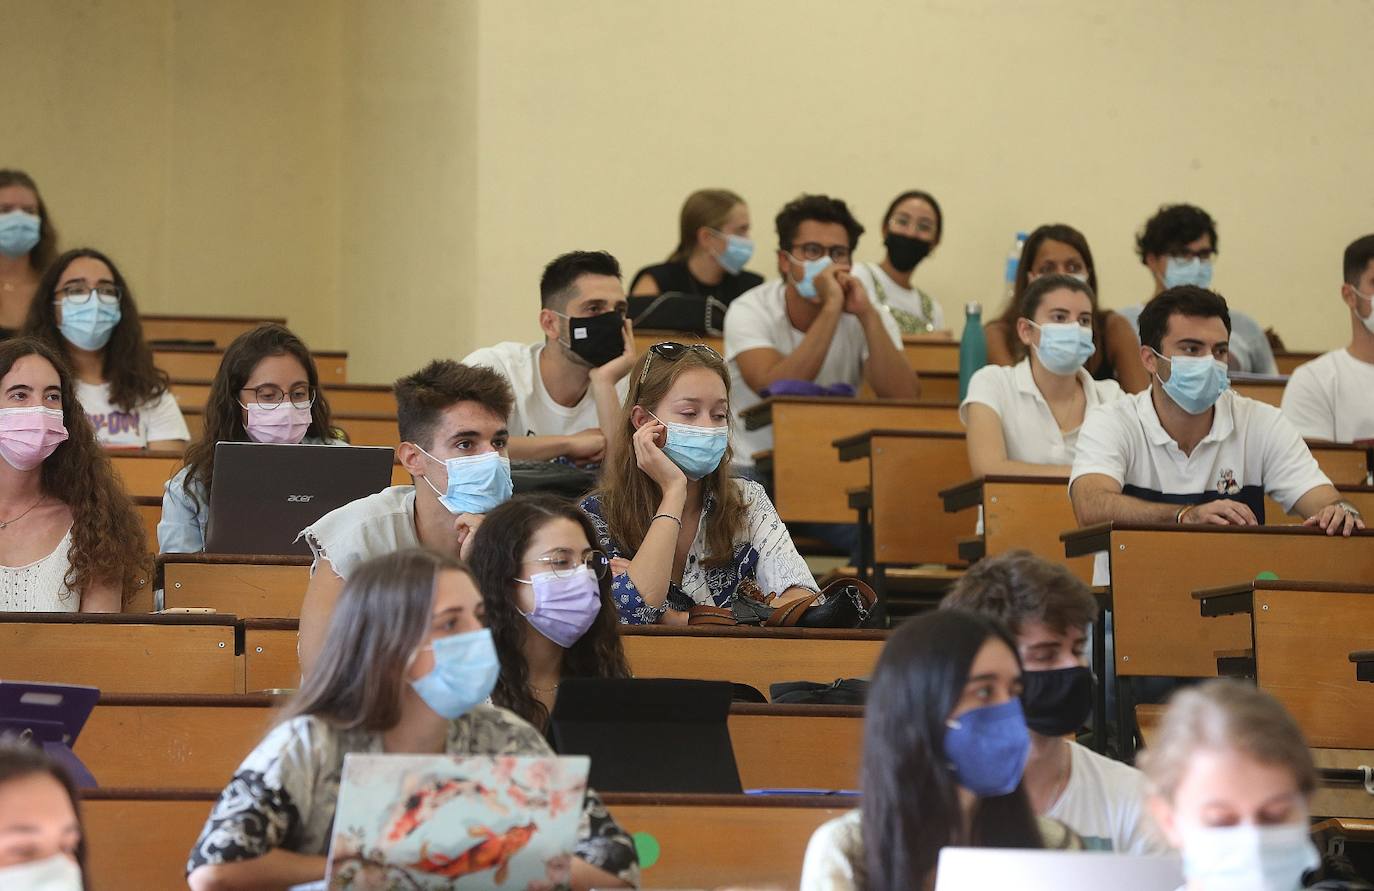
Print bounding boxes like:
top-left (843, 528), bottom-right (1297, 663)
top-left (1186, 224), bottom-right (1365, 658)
top-left (959, 302), bottom-right (988, 401)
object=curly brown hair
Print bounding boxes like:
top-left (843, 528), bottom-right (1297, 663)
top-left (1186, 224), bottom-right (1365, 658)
top-left (0, 338), bottom-right (149, 606)
top-left (466, 494), bottom-right (631, 729)
top-left (24, 248), bottom-right (169, 413)
top-left (0, 169), bottom-right (59, 273)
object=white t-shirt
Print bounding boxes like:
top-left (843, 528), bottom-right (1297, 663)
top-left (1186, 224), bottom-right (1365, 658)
top-left (77, 380), bottom-right (189, 449)
top-left (723, 279), bottom-right (904, 467)
top-left (1071, 388), bottom-right (1332, 583)
top-left (460, 341), bottom-right (628, 441)
top-left (1046, 741), bottom-right (1165, 854)
top-left (1280, 348), bottom-right (1374, 443)
top-left (300, 485), bottom-right (420, 580)
top-left (850, 262), bottom-right (946, 332)
top-left (961, 360), bottom-right (1124, 466)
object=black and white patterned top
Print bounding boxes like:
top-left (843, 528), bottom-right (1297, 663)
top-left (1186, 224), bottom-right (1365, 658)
top-left (185, 704), bottom-right (639, 886)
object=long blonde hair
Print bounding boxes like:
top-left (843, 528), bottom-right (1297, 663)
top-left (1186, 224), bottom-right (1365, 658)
top-left (668, 189), bottom-right (745, 263)
top-left (594, 347), bottom-right (746, 568)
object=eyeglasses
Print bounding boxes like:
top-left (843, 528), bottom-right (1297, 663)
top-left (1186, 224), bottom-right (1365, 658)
top-left (889, 214), bottom-right (938, 236)
top-left (239, 385), bottom-right (315, 410)
top-left (526, 548), bottom-right (610, 580)
top-left (56, 283), bottom-right (121, 305)
top-left (639, 341), bottom-right (723, 384)
top-left (788, 242), bottom-right (852, 264)
top-left (1169, 248), bottom-right (1216, 262)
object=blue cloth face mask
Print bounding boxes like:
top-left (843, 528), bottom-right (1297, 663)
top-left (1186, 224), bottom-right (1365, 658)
top-left (1153, 349), bottom-right (1230, 415)
top-left (943, 697), bottom-right (1031, 798)
top-left (789, 254), bottom-right (833, 300)
top-left (647, 410), bottom-right (728, 480)
top-left (1164, 256), bottom-right (1214, 289)
top-left (0, 210), bottom-right (40, 258)
top-left (1029, 321), bottom-right (1095, 376)
top-left (409, 627), bottom-right (501, 720)
top-left (710, 231), bottom-right (754, 275)
top-left (58, 294), bottom-right (122, 352)
top-left (415, 446), bottom-right (513, 514)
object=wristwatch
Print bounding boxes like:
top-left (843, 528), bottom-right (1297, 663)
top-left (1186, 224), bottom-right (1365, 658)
top-left (1338, 501), bottom-right (1363, 518)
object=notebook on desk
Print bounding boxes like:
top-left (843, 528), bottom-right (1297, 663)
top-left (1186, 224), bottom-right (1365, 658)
top-left (934, 847), bottom-right (1182, 890)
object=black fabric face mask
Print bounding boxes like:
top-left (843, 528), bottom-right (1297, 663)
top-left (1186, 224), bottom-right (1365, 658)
top-left (1020, 666), bottom-right (1094, 737)
top-left (884, 232), bottom-right (933, 273)
top-left (562, 310), bottom-right (625, 368)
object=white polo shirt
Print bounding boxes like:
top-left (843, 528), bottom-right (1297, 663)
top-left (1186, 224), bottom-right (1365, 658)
top-left (1071, 388), bottom-right (1331, 583)
top-left (1280, 349), bottom-right (1374, 443)
top-left (961, 360), bottom-right (1124, 465)
top-left (723, 279), bottom-right (902, 467)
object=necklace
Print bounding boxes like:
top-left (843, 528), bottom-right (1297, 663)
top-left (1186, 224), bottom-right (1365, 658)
top-left (530, 681), bottom-right (560, 694)
top-left (0, 495), bottom-right (45, 529)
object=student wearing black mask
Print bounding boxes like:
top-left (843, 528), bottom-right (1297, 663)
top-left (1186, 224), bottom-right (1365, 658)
top-left (463, 251), bottom-right (633, 465)
top-left (850, 189), bottom-right (946, 334)
top-left (942, 550), bottom-right (1166, 855)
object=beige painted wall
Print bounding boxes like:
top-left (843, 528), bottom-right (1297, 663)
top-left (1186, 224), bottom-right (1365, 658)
top-left (8, 0), bottom-right (1374, 383)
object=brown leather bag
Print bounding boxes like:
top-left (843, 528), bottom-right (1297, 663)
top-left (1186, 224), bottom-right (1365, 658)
top-left (687, 604), bottom-right (738, 626)
top-left (764, 577), bottom-right (879, 629)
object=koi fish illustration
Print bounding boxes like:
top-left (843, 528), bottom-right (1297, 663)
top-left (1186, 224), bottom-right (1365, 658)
top-left (384, 779), bottom-right (499, 843)
top-left (409, 822), bottom-right (538, 885)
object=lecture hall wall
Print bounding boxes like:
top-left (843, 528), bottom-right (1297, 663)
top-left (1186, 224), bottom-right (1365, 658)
top-left (9, 0), bottom-right (1374, 383)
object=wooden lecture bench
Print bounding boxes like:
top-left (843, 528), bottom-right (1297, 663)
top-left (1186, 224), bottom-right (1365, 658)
top-left (902, 333), bottom-right (958, 374)
top-left (110, 449), bottom-right (409, 499)
top-left (631, 329), bottom-right (723, 357)
top-left (155, 344), bottom-right (348, 384)
top-left (237, 620), bottom-right (886, 697)
top-left (170, 379), bottom-right (396, 415)
top-left (133, 495), bottom-right (161, 549)
top-left (1307, 441), bottom-right (1372, 486)
top-left (0, 613), bottom-right (237, 694)
top-left (834, 429), bottom-right (970, 568)
top-left (76, 695), bottom-right (862, 793)
top-left (1195, 580), bottom-right (1374, 749)
top-left (142, 313), bottom-right (286, 348)
top-left (1230, 376), bottom-right (1287, 407)
top-left (940, 474), bottom-right (1091, 582)
top-left (179, 405), bottom-right (400, 448)
top-left (1264, 485), bottom-right (1374, 527)
top-left (84, 788), bottom-right (848, 891)
top-left (742, 396), bottom-right (961, 525)
top-left (159, 554), bottom-right (312, 618)
top-left (1274, 351), bottom-right (1320, 376)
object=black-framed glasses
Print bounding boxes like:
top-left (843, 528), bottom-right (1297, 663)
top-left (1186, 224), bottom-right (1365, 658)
top-left (56, 283), bottom-right (121, 305)
top-left (526, 548), bottom-right (610, 580)
top-left (239, 385), bottom-right (315, 410)
top-left (639, 341), bottom-right (723, 384)
top-left (789, 242), bottom-right (851, 264)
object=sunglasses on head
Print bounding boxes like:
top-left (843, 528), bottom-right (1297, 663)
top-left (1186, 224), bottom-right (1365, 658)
top-left (638, 341), bottom-right (723, 384)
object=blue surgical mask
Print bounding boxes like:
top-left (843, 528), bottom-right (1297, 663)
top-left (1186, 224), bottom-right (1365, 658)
top-left (1153, 349), bottom-right (1230, 415)
top-left (1164, 256), bottom-right (1214, 289)
top-left (1029, 321), bottom-right (1095, 376)
top-left (409, 627), bottom-right (500, 720)
top-left (0, 210), bottom-right (40, 258)
top-left (943, 697), bottom-right (1030, 798)
top-left (648, 410), bottom-right (728, 480)
top-left (789, 254), bottom-right (833, 300)
top-left (415, 446), bottom-right (513, 514)
top-left (711, 231), bottom-right (754, 275)
top-left (1180, 821), bottom-right (1318, 891)
top-left (58, 294), bottom-right (122, 351)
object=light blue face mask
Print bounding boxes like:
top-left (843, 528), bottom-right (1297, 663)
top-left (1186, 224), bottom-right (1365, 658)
top-left (647, 410), bottom-right (728, 480)
top-left (1029, 321), bottom-right (1095, 376)
top-left (711, 231), bottom-right (754, 275)
top-left (789, 254), bottom-right (833, 300)
top-left (1153, 349), bottom-right (1230, 414)
top-left (415, 446), bottom-right (513, 514)
top-left (0, 210), bottom-right (40, 258)
top-left (58, 295), bottom-right (122, 352)
top-left (409, 627), bottom-right (500, 719)
top-left (1164, 256), bottom-right (1214, 289)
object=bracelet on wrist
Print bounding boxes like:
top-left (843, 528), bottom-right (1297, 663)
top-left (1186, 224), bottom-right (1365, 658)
top-left (1176, 504), bottom-right (1196, 525)
top-left (651, 513), bottom-right (682, 527)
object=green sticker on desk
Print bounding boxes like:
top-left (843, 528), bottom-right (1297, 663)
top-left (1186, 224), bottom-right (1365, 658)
top-left (1255, 571), bottom-right (1279, 581)
top-left (633, 831), bottom-right (661, 868)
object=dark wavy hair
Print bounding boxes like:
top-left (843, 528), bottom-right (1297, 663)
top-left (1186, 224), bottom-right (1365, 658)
top-left (862, 610), bottom-right (1042, 889)
top-left (180, 324), bottom-right (337, 506)
top-left (24, 248), bottom-right (168, 413)
top-left (466, 494), bottom-right (631, 729)
top-left (1135, 203), bottom-right (1218, 261)
top-left (0, 169), bottom-right (59, 273)
top-left (882, 189), bottom-right (943, 243)
top-left (0, 338), bottom-right (148, 605)
top-left (775, 193), bottom-right (865, 252)
top-left (992, 223), bottom-right (1102, 362)
top-left (0, 742), bottom-right (88, 888)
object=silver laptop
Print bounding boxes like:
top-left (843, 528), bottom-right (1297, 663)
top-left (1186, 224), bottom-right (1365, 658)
top-left (935, 847), bottom-right (1183, 891)
top-left (204, 442), bottom-right (394, 555)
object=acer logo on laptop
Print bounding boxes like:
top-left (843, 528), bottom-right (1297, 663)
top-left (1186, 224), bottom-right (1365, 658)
top-left (286, 494), bottom-right (315, 503)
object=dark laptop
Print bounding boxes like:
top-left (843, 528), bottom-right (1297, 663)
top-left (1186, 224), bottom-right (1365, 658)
top-left (204, 442), bottom-right (394, 555)
top-left (549, 678), bottom-right (742, 794)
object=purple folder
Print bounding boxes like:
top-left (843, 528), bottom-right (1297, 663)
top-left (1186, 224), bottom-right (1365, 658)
top-left (0, 681), bottom-right (100, 788)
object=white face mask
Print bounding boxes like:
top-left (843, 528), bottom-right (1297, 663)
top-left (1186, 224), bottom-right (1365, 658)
top-left (1353, 287), bottom-right (1374, 335)
top-left (0, 853), bottom-right (84, 891)
top-left (1180, 821), bottom-right (1318, 891)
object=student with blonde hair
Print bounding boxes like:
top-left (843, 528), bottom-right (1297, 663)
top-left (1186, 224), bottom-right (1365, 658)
top-left (629, 188), bottom-right (763, 305)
